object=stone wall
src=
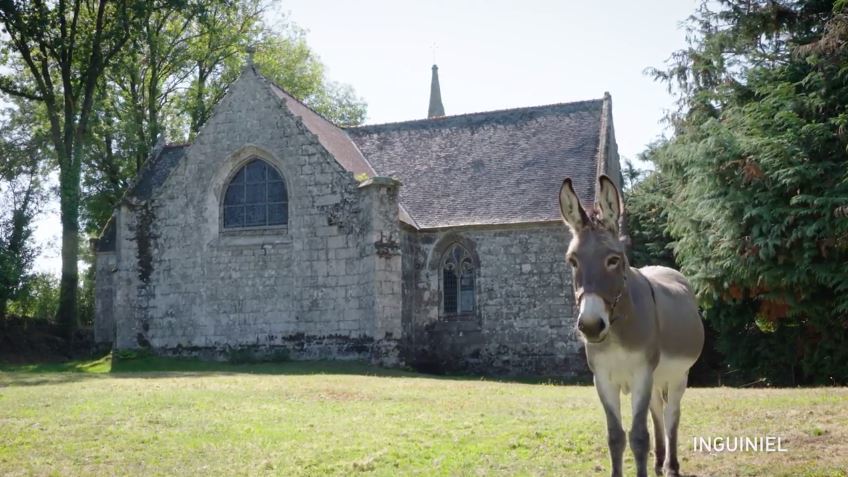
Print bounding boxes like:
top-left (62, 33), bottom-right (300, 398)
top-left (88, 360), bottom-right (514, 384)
top-left (401, 222), bottom-right (588, 378)
top-left (96, 66), bottom-right (401, 362)
top-left (92, 251), bottom-right (116, 343)
top-left (93, 64), bottom-right (613, 377)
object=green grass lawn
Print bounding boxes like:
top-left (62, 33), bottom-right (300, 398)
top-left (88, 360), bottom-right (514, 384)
top-left (1, 355), bottom-right (846, 477)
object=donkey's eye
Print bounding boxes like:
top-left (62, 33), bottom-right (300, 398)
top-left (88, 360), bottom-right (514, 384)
top-left (606, 256), bottom-right (621, 269)
top-left (568, 257), bottom-right (578, 268)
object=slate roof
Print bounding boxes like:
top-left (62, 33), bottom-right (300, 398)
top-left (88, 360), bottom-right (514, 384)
top-left (265, 79), bottom-right (375, 177)
top-left (95, 143), bottom-right (188, 252)
top-left (99, 67), bottom-right (609, 239)
top-left (261, 75), bottom-right (418, 225)
top-left (346, 100), bottom-right (604, 229)
top-left (128, 144), bottom-right (189, 201)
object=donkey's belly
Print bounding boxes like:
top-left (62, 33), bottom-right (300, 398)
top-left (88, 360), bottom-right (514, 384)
top-left (652, 353), bottom-right (697, 391)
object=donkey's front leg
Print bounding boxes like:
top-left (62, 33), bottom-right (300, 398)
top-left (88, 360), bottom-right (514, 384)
top-left (629, 368), bottom-right (654, 477)
top-left (594, 374), bottom-right (625, 477)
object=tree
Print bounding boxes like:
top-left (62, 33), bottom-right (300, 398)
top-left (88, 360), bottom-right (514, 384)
top-left (621, 158), bottom-right (644, 192)
top-left (623, 148), bottom-right (677, 270)
top-left (177, 6), bottom-right (366, 135)
top-left (1, 1), bottom-right (368, 332)
top-left (0, 0), bottom-right (144, 334)
top-left (650, 0), bottom-right (848, 384)
top-left (0, 109), bottom-right (44, 318)
top-left (81, 3), bottom-right (367, 232)
top-left (181, 0), bottom-right (264, 135)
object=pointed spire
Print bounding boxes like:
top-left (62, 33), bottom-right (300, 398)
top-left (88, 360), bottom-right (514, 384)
top-left (428, 64), bottom-right (445, 118)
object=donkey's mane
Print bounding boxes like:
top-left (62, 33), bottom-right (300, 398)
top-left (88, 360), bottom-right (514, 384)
top-left (582, 205), bottom-right (628, 255)
top-left (586, 205), bottom-right (619, 233)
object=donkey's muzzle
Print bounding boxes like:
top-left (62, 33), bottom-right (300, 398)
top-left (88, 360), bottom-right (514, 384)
top-left (577, 316), bottom-right (606, 341)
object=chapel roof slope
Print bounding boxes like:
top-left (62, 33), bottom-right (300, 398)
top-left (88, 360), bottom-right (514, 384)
top-left (345, 99), bottom-right (605, 229)
top-left (127, 144), bottom-right (189, 201)
top-left (98, 64), bottom-right (610, 238)
top-left (263, 76), bottom-right (375, 177)
top-left (96, 143), bottom-right (188, 251)
top-left (257, 71), bottom-right (420, 225)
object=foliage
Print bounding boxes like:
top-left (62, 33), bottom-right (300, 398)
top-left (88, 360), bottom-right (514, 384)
top-left (0, 0), bottom-right (147, 334)
top-left (650, 0), bottom-right (848, 384)
top-left (620, 158), bottom-right (644, 192)
top-left (6, 273), bottom-right (60, 322)
top-left (624, 156), bottom-right (677, 269)
top-left (0, 108), bottom-right (45, 318)
top-left (80, 1), bottom-right (368, 233)
top-left (0, 190), bottom-right (38, 317)
top-left (78, 265), bottom-right (95, 327)
top-left (1, 0), bottom-right (369, 329)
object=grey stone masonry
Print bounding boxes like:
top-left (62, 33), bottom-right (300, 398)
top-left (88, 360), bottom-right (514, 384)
top-left (94, 65), bottom-right (402, 362)
top-left (401, 222), bottom-right (587, 378)
top-left (93, 62), bottom-right (623, 378)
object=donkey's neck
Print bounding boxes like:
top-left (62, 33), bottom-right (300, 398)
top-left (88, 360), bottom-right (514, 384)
top-left (614, 267), bottom-right (651, 326)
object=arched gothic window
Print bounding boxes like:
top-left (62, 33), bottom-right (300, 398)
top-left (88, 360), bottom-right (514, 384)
top-left (223, 159), bottom-right (288, 228)
top-left (442, 244), bottom-right (475, 314)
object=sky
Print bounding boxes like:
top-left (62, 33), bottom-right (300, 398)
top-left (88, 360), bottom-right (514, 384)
top-left (272, 0), bottom-right (696, 157)
top-left (29, 0), bottom-right (697, 276)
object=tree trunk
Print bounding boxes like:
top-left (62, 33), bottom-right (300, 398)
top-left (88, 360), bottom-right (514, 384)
top-left (56, 151), bottom-right (81, 336)
top-left (190, 64), bottom-right (208, 135)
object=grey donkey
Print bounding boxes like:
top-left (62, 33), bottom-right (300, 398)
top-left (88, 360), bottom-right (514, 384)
top-left (559, 175), bottom-right (704, 477)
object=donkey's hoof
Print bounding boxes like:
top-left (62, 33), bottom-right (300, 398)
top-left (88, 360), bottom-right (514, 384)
top-left (663, 469), bottom-right (681, 477)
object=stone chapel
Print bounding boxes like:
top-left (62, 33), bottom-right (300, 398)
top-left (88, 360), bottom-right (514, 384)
top-left (93, 61), bottom-right (622, 378)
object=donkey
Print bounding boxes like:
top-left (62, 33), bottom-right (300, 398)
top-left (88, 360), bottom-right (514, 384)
top-left (558, 175), bottom-right (704, 477)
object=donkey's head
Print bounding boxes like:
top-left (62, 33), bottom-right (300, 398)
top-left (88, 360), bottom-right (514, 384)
top-left (559, 175), bottom-right (627, 344)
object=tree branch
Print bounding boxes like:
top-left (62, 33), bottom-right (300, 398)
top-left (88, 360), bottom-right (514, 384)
top-left (0, 77), bottom-right (45, 101)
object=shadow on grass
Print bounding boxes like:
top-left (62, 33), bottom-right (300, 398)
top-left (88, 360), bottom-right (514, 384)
top-left (0, 354), bottom-right (110, 387)
top-left (1, 352), bottom-right (590, 387)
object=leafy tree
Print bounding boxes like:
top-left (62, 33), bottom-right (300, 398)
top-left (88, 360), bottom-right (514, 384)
top-left (180, 0), bottom-right (264, 135)
top-left (7, 273), bottom-right (60, 322)
top-left (0, 109), bottom-right (44, 318)
top-left (650, 0), bottom-right (848, 384)
top-left (624, 153), bottom-right (677, 269)
top-left (0, 0), bottom-right (145, 334)
top-left (80, 2), bottom-right (367, 234)
top-left (621, 158), bottom-right (644, 192)
top-left (1, 0), bottom-right (369, 331)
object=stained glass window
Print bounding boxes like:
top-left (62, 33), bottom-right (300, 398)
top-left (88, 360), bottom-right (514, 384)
top-left (223, 159), bottom-right (288, 229)
top-left (442, 244), bottom-right (475, 314)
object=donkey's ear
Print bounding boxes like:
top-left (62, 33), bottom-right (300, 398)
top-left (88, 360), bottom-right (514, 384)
top-left (559, 178), bottom-right (588, 233)
top-left (596, 175), bottom-right (622, 233)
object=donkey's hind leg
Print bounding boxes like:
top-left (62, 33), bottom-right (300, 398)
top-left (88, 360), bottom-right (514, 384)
top-left (649, 387), bottom-right (666, 477)
top-left (662, 376), bottom-right (688, 477)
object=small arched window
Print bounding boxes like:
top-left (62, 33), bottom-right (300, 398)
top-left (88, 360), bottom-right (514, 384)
top-left (442, 244), bottom-right (475, 314)
top-left (223, 159), bottom-right (288, 228)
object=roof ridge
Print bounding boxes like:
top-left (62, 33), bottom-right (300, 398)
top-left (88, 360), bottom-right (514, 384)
top-left (346, 97), bottom-right (604, 131)
top-left (252, 66), bottom-right (346, 128)
top-left (595, 92), bottom-right (611, 192)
